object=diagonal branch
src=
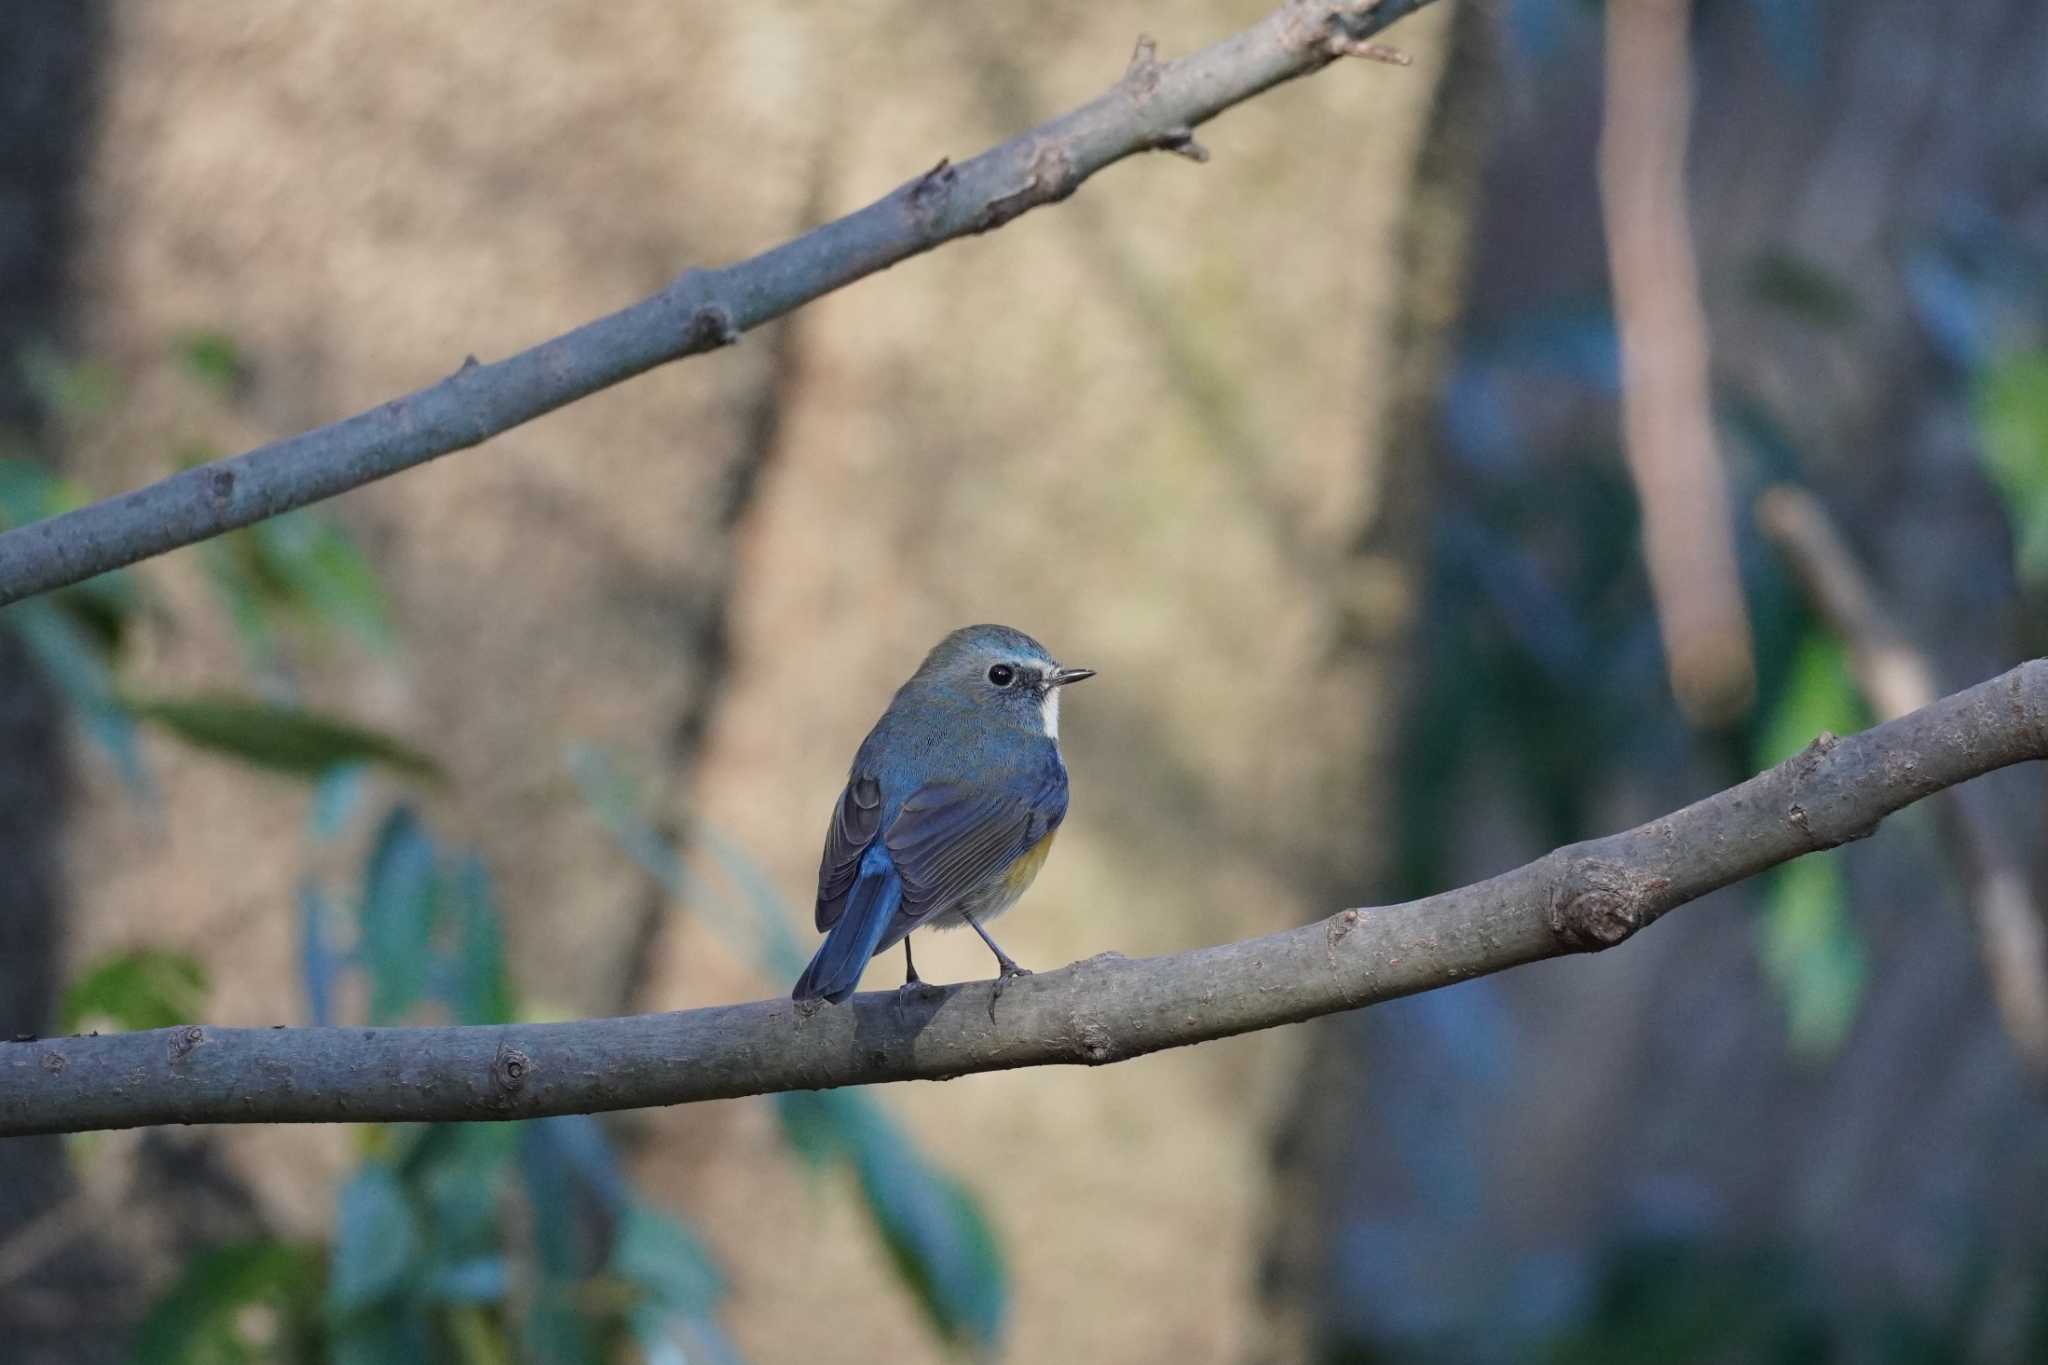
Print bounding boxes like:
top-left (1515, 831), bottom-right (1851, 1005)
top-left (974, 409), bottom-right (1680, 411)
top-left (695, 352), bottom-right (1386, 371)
top-left (0, 0), bottom-right (1441, 608)
top-left (4, 660), bottom-right (2045, 1137)
top-left (1760, 487), bottom-right (2048, 1081)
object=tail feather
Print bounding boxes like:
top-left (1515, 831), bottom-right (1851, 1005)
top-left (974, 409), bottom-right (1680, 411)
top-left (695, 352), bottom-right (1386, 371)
top-left (793, 848), bottom-right (902, 1004)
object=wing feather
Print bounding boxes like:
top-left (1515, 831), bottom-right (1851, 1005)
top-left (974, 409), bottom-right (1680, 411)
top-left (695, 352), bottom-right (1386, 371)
top-left (884, 772), bottom-right (1068, 929)
top-left (814, 774), bottom-right (883, 930)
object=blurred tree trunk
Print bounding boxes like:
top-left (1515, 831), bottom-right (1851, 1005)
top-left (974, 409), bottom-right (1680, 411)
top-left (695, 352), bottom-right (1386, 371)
top-left (1260, 0), bottom-right (2048, 1360)
top-left (0, 6), bottom-right (128, 1361)
top-left (1249, 1), bottom-right (1497, 1358)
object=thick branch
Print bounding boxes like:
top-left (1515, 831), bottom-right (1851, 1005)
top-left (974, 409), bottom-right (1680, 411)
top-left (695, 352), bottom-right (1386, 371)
top-left (5, 661), bottom-right (2045, 1137)
top-left (0, 0), bottom-right (1438, 607)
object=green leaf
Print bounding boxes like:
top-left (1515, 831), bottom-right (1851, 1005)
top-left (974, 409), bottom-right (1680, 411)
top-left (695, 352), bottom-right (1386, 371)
top-left (1974, 348), bottom-right (2048, 584)
top-left (131, 1240), bottom-right (323, 1365)
top-left (120, 692), bottom-right (442, 782)
top-left (360, 806), bottom-right (440, 1025)
top-left (17, 343), bottom-right (117, 418)
top-left (1752, 631), bottom-right (1868, 768)
top-left (175, 329), bottom-right (246, 394)
top-left (1745, 251), bottom-right (1862, 330)
top-left (1759, 853), bottom-right (1868, 1059)
top-left (327, 1164), bottom-right (422, 1317)
top-left (59, 948), bottom-right (207, 1034)
top-left (1750, 630), bottom-right (1871, 1057)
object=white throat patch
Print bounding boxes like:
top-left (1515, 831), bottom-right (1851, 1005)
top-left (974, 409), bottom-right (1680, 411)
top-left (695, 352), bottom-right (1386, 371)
top-left (1041, 684), bottom-right (1061, 739)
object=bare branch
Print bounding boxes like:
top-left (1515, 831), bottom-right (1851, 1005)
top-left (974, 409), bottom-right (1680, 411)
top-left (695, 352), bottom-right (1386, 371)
top-left (0, 0), bottom-right (1439, 608)
top-left (3, 660), bottom-right (2044, 1137)
top-left (1760, 487), bottom-right (2048, 1081)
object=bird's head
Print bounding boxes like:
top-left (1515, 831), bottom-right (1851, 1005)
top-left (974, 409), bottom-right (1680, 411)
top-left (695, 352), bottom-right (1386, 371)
top-left (912, 624), bottom-right (1095, 738)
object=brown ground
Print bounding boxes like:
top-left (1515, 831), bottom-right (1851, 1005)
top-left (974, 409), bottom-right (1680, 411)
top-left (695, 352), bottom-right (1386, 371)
top-left (60, 3), bottom-right (1453, 1359)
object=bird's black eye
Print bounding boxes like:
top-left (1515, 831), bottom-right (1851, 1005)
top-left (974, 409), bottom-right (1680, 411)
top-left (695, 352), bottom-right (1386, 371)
top-left (987, 664), bottom-right (1015, 687)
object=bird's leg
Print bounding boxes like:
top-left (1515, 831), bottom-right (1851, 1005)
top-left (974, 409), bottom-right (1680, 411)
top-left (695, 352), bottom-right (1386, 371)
top-left (964, 913), bottom-right (1032, 987)
top-left (896, 936), bottom-right (936, 1008)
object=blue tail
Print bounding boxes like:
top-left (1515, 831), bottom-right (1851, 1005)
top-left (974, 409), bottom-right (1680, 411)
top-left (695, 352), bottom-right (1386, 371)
top-left (792, 846), bottom-right (903, 1004)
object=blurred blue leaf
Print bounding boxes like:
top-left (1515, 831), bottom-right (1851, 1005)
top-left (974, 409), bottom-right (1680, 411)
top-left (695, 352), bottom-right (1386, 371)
top-left (519, 1122), bottom-right (602, 1365)
top-left (122, 691), bottom-right (442, 782)
top-left (131, 1240), bottom-right (322, 1364)
top-left (59, 947), bottom-right (207, 1034)
top-left (328, 1164), bottom-right (422, 1317)
top-left (360, 805), bottom-right (440, 1025)
top-left (310, 760), bottom-right (371, 842)
top-left (1742, 0), bottom-right (1821, 83)
top-left (297, 879), bottom-right (343, 1029)
top-left (6, 597), bottom-right (152, 794)
top-left (447, 854), bottom-right (515, 1026)
top-left (612, 1204), bottom-right (724, 1316)
top-left (429, 1257), bottom-right (509, 1304)
top-left (406, 1123), bottom-right (519, 1264)
top-left (850, 1103), bottom-right (1008, 1351)
top-left (777, 1090), bottom-right (1008, 1351)
top-left (693, 822), bottom-right (814, 980)
top-left (1974, 349), bottom-right (2048, 584)
top-left (566, 746), bottom-right (697, 901)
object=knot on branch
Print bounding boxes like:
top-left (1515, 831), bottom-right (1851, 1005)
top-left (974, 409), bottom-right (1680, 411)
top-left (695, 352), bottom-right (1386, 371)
top-left (492, 1042), bottom-right (532, 1101)
top-left (168, 1025), bottom-right (206, 1064)
top-left (1068, 1013), bottom-right (1120, 1065)
top-left (970, 143), bottom-right (1077, 236)
top-left (1549, 858), bottom-right (1671, 951)
top-left (907, 157), bottom-right (957, 238)
top-left (1124, 35), bottom-right (1163, 97)
top-left (688, 303), bottom-right (740, 350)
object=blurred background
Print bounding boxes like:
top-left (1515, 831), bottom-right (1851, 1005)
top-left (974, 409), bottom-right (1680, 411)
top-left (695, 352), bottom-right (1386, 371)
top-left (2, 1), bottom-right (2046, 1361)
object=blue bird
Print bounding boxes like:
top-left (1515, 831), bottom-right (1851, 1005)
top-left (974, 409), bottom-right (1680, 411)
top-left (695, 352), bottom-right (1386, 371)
top-left (791, 624), bottom-right (1094, 1005)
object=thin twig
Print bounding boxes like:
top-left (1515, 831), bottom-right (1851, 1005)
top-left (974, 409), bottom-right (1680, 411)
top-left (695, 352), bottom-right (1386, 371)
top-left (0, 0), bottom-right (1439, 608)
top-left (1759, 486), bottom-right (2048, 1081)
top-left (1598, 0), bottom-right (1755, 724)
top-left (2, 659), bottom-right (2044, 1136)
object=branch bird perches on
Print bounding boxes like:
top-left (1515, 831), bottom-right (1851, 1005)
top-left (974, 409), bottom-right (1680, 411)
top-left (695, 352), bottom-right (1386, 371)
top-left (4, 661), bottom-right (2044, 1136)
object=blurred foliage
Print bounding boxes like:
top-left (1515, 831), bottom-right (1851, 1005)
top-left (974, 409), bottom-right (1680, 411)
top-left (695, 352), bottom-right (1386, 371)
top-left (120, 693), bottom-right (439, 782)
top-left (131, 804), bottom-right (744, 1365)
top-left (1973, 348), bottom-right (2048, 587)
top-left (59, 948), bottom-right (209, 1035)
top-left (1750, 633), bottom-right (1871, 1058)
top-left (0, 342), bottom-right (408, 793)
top-left (574, 748), bottom-right (1012, 1352)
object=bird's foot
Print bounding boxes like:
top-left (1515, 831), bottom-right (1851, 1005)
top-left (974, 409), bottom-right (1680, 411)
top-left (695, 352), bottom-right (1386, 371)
top-left (987, 959), bottom-right (1033, 1019)
top-left (895, 977), bottom-right (942, 1011)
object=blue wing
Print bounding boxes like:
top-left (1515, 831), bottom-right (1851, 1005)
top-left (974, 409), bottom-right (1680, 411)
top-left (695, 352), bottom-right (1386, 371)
top-left (879, 774), bottom-right (1067, 944)
top-left (793, 760), bottom-right (1067, 1003)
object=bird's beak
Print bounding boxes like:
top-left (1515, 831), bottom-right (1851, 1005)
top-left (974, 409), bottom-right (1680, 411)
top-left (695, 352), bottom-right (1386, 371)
top-left (1049, 666), bottom-right (1096, 687)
